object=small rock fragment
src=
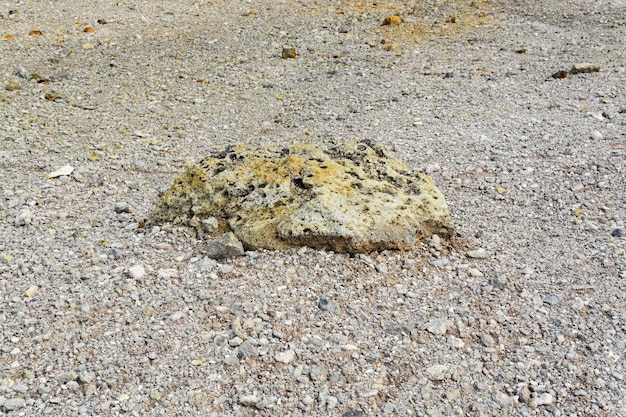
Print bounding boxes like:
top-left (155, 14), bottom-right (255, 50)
top-left (318, 296), bottom-right (339, 313)
top-left (281, 47), bottom-right (297, 59)
top-left (611, 228), bottom-right (624, 237)
top-left (239, 394), bottom-right (261, 407)
top-left (517, 386), bottom-right (531, 404)
top-left (114, 202), bottom-right (132, 213)
top-left (480, 333), bottom-right (496, 347)
top-left (24, 285), bottom-right (38, 297)
top-left (128, 265), bottom-right (145, 280)
top-left (426, 318), bottom-right (452, 335)
top-left (15, 208), bottom-right (32, 226)
top-left (590, 130), bottom-right (603, 140)
top-left (5, 81), bottom-right (20, 91)
top-left (425, 364), bottom-right (448, 381)
top-left (535, 392), bottom-right (554, 406)
top-left (157, 268), bottom-right (178, 279)
top-left (542, 294), bottom-right (562, 305)
top-left (571, 63), bottom-right (600, 74)
top-left (46, 164), bottom-right (74, 179)
top-left (274, 349), bottom-right (296, 364)
top-left (551, 70), bottom-right (568, 79)
top-left (2, 398), bottom-right (26, 411)
top-left (237, 341), bottom-right (259, 358)
top-left (205, 232), bottom-right (245, 259)
top-left (466, 248), bottom-right (488, 259)
top-left (342, 411), bottom-right (364, 417)
top-left (382, 15), bottom-right (402, 25)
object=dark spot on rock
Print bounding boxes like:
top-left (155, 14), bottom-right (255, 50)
top-left (292, 177), bottom-right (306, 189)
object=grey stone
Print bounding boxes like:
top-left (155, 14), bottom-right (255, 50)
top-left (114, 202), bottom-right (132, 213)
top-left (480, 333), bottom-right (496, 347)
top-left (612, 228), bottom-right (625, 237)
top-left (542, 294), bottom-right (562, 305)
top-left (318, 296), bottom-right (339, 313)
top-left (237, 341), bottom-right (258, 358)
top-left (193, 256), bottom-right (217, 273)
top-left (466, 248), bottom-right (487, 259)
top-left (57, 370), bottom-right (78, 382)
top-left (274, 350), bottom-right (296, 364)
top-left (571, 63), bottom-right (600, 74)
top-left (2, 397), bottom-right (26, 411)
top-left (426, 318), bottom-right (452, 335)
top-left (15, 208), bottom-right (32, 226)
top-left (239, 394), bottom-right (261, 407)
top-left (517, 386), bottom-right (531, 404)
top-left (150, 141), bottom-right (454, 253)
top-left (310, 364), bottom-right (329, 382)
top-left (535, 392), bottom-right (554, 406)
top-left (205, 232), bottom-right (244, 259)
top-left (223, 355), bottom-right (239, 366)
top-left (425, 364), bottom-right (448, 381)
top-left (342, 411), bottom-right (364, 417)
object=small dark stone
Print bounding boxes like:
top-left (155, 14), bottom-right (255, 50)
top-left (342, 411), bottom-right (364, 417)
top-left (552, 70), bottom-right (568, 79)
top-left (611, 228), bottom-right (624, 237)
top-left (318, 296), bottom-right (339, 313)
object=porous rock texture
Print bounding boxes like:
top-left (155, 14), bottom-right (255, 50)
top-left (150, 141), bottom-right (454, 253)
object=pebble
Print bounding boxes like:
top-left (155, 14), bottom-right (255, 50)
top-left (46, 164), bottom-right (74, 179)
top-left (2, 398), bottom-right (26, 411)
top-left (274, 350), bottom-right (296, 364)
top-left (571, 63), bottom-right (600, 74)
top-left (14, 208), bottom-right (32, 226)
top-left (239, 394), bottom-right (261, 407)
top-left (517, 386), bottom-right (531, 403)
top-left (425, 364), bottom-right (448, 381)
top-left (426, 318), bottom-right (452, 335)
top-left (382, 16), bottom-right (402, 26)
top-left (238, 340), bottom-right (259, 358)
top-left (447, 336), bottom-right (465, 349)
top-left (318, 296), bottom-right (339, 313)
top-left (493, 391), bottom-right (516, 407)
top-left (127, 265), bottom-right (146, 280)
top-left (542, 294), bottom-right (562, 305)
top-left (281, 47), bottom-right (297, 59)
top-left (309, 364), bottom-right (329, 382)
top-left (588, 130), bottom-right (606, 142)
top-left (466, 248), bottom-right (487, 259)
top-left (223, 355), bottom-right (239, 367)
top-left (611, 228), bottom-right (624, 237)
top-left (534, 392), bottom-right (554, 406)
top-left (157, 268), bottom-right (178, 279)
top-left (114, 202), bottom-right (132, 213)
top-left (205, 232), bottom-right (245, 259)
top-left (342, 411), bottom-right (364, 417)
top-left (480, 333), bottom-right (496, 347)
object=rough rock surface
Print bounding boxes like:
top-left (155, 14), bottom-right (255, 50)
top-left (150, 141), bottom-right (454, 253)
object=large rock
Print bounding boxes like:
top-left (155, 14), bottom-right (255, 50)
top-left (150, 141), bottom-right (454, 253)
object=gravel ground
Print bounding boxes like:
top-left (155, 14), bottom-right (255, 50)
top-left (1, 0), bottom-right (625, 416)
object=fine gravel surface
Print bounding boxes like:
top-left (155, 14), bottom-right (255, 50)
top-left (1, 0), bottom-right (625, 416)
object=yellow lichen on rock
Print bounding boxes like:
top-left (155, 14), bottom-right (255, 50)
top-left (150, 141), bottom-right (454, 253)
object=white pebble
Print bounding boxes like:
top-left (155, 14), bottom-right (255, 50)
top-left (590, 130), bottom-right (603, 140)
top-left (128, 265), bottom-right (146, 280)
top-left (274, 349), bottom-right (296, 364)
